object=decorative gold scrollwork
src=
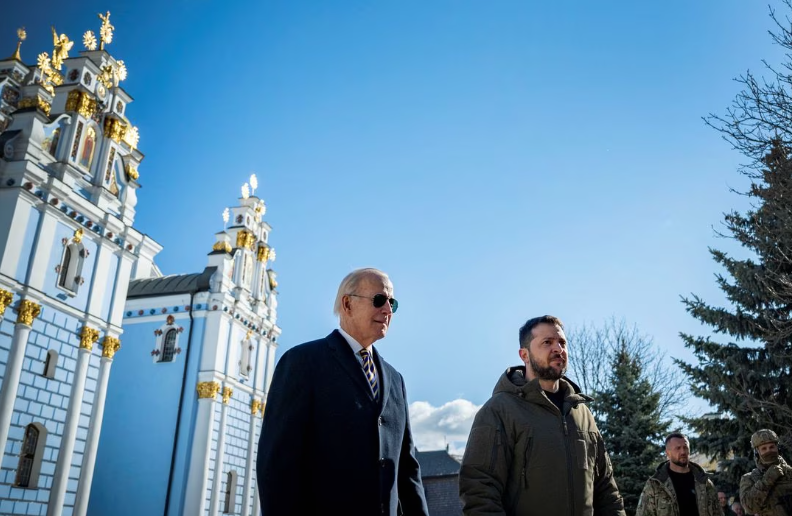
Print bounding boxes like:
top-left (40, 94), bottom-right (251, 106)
top-left (16, 299), bottom-right (41, 326)
top-left (101, 336), bottom-right (121, 358)
top-left (197, 381), bottom-right (221, 400)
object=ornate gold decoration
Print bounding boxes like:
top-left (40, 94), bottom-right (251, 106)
top-left (18, 96), bottom-right (51, 116)
top-left (35, 52), bottom-right (59, 95)
top-left (9, 27), bottom-right (25, 61)
top-left (79, 326), bottom-right (100, 351)
top-left (256, 244), bottom-right (270, 263)
top-left (245, 330), bottom-right (253, 341)
top-left (103, 117), bottom-right (127, 143)
top-left (65, 90), bottom-right (97, 118)
top-left (98, 11), bottom-right (114, 50)
top-left (222, 387), bottom-right (233, 404)
top-left (98, 60), bottom-right (127, 89)
top-left (16, 300), bottom-right (41, 326)
top-left (50, 27), bottom-right (74, 71)
top-left (122, 126), bottom-right (139, 149)
top-left (212, 241), bottom-right (232, 253)
top-left (254, 200), bottom-right (266, 221)
top-left (73, 228), bottom-right (84, 244)
top-left (251, 399), bottom-right (262, 415)
top-left (101, 336), bottom-right (121, 358)
top-left (236, 230), bottom-right (255, 250)
top-left (267, 269), bottom-right (278, 290)
top-left (125, 163), bottom-right (139, 181)
top-left (196, 381), bottom-right (221, 400)
top-left (0, 289), bottom-right (13, 317)
top-left (83, 31), bottom-right (97, 51)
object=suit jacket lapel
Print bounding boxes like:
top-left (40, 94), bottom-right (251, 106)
top-left (327, 330), bottom-right (378, 402)
top-left (372, 347), bottom-right (390, 411)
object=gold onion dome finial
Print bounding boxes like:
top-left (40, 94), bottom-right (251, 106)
top-left (9, 27), bottom-right (26, 61)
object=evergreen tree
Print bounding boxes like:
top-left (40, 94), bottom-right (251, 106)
top-left (594, 342), bottom-right (670, 515)
top-left (678, 140), bottom-right (792, 489)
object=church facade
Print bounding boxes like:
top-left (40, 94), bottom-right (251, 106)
top-left (0, 14), bottom-right (280, 516)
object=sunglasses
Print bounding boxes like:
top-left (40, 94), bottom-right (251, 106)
top-left (348, 293), bottom-right (399, 313)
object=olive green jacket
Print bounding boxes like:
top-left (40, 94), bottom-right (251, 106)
top-left (459, 367), bottom-right (625, 516)
top-left (634, 461), bottom-right (720, 516)
top-left (739, 457), bottom-right (792, 516)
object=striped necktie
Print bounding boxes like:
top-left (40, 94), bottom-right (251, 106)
top-left (359, 349), bottom-right (379, 401)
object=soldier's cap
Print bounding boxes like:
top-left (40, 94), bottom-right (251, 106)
top-left (751, 429), bottom-right (779, 448)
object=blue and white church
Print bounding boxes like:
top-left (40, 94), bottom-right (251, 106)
top-left (0, 13), bottom-right (281, 516)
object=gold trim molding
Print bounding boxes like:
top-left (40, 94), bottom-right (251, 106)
top-left (222, 387), bottom-right (233, 404)
top-left (18, 96), bottom-right (51, 116)
top-left (103, 117), bottom-right (127, 143)
top-left (236, 230), bottom-right (255, 250)
top-left (256, 244), bottom-right (270, 263)
top-left (101, 336), bottom-right (121, 359)
top-left (212, 241), bottom-right (231, 253)
top-left (251, 399), bottom-right (262, 416)
top-left (65, 90), bottom-right (97, 118)
top-left (124, 163), bottom-right (139, 181)
top-left (16, 299), bottom-right (41, 326)
top-left (197, 381), bottom-right (221, 400)
top-left (80, 326), bottom-right (100, 351)
top-left (0, 289), bottom-right (13, 317)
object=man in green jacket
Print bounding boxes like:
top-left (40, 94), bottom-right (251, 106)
top-left (739, 429), bottom-right (792, 516)
top-left (459, 315), bottom-right (625, 516)
top-left (635, 433), bottom-right (720, 516)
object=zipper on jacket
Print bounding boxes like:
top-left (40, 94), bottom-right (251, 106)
top-left (562, 412), bottom-right (575, 516)
top-left (489, 426), bottom-right (502, 474)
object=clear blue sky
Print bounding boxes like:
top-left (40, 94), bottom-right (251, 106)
top-left (4, 0), bottom-right (784, 448)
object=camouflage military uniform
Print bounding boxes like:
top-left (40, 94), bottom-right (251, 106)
top-left (635, 460), bottom-right (720, 516)
top-left (739, 457), bottom-right (792, 516)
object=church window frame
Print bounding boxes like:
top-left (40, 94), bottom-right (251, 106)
top-left (152, 315), bottom-right (183, 363)
top-left (223, 470), bottom-right (238, 513)
top-left (239, 334), bottom-right (254, 378)
top-left (42, 350), bottom-right (58, 379)
top-left (14, 422), bottom-right (47, 489)
top-left (56, 235), bottom-right (85, 296)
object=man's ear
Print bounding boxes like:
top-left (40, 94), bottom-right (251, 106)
top-left (518, 347), bottom-right (529, 362)
top-left (342, 295), bottom-right (352, 313)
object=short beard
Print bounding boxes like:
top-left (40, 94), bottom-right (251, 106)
top-left (529, 351), bottom-right (566, 381)
top-left (670, 458), bottom-right (689, 468)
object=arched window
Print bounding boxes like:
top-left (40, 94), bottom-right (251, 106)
top-left (241, 254), bottom-right (253, 289)
top-left (223, 470), bottom-right (238, 513)
top-left (15, 423), bottom-right (47, 488)
top-left (58, 247), bottom-right (71, 288)
top-left (79, 126), bottom-right (96, 169)
top-left (57, 237), bottom-right (85, 295)
top-left (161, 329), bottom-right (178, 363)
top-left (43, 350), bottom-right (58, 379)
top-left (239, 336), bottom-right (253, 378)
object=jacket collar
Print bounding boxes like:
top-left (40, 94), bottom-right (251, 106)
top-left (652, 460), bottom-right (710, 484)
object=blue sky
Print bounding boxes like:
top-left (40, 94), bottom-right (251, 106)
top-left (4, 0), bottom-right (784, 451)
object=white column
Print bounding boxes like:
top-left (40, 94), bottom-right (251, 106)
top-left (264, 341), bottom-right (277, 396)
top-left (47, 326), bottom-right (99, 516)
top-left (252, 483), bottom-right (260, 516)
top-left (209, 387), bottom-right (232, 516)
top-left (73, 336), bottom-right (120, 516)
top-left (0, 298), bottom-right (40, 459)
top-left (183, 381), bottom-right (220, 516)
top-left (241, 399), bottom-right (261, 516)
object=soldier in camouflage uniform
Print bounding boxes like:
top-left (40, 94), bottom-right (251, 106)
top-left (740, 429), bottom-right (792, 516)
top-left (635, 432), bottom-right (721, 516)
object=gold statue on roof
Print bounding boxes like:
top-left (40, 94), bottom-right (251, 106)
top-left (9, 27), bottom-right (26, 61)
top-left (98, 11), bottom-right (114, 49)
top-left (50, 27), bottom-right (73, 70)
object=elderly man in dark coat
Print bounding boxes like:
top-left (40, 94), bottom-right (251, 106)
top-left (256, 268), bottom-right (429, 516)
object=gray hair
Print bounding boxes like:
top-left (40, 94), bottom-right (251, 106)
top-left (333, 268), bottom-right (391, 316)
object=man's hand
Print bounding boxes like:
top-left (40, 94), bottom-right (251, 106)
top-left (764, 465), bottom-right (784, 484)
